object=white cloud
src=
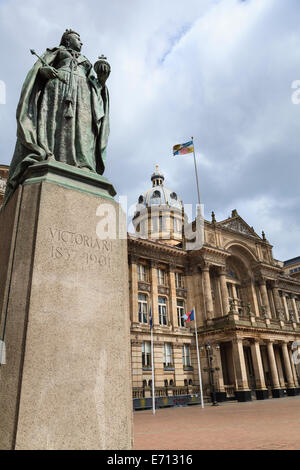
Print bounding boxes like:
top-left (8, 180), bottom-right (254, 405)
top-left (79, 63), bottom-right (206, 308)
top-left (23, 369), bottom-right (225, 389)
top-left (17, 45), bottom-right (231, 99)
top-left (0, 0), bottom-right (300, 260)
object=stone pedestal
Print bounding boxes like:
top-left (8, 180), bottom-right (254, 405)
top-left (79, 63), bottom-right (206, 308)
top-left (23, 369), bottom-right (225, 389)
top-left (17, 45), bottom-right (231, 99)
top-left (234, 390), bottom-right (252, 402)
top-left (255, 389), bottom-right (269, 400)
top-left (271, 389), bottom-right (286, 398)
top-left (0, 161), bottom-right (133, 450)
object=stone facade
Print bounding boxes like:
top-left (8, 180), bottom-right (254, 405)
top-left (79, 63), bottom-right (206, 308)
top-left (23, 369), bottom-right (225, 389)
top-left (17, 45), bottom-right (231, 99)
top-left (129, 170), bottom-right (300, 404)
top-left (1, 165), bottom-right (300, 405)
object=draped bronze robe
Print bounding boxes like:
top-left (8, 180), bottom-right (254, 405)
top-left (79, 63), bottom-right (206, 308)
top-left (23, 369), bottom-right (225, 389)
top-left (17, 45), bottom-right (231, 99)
top-left (5, 45), bottom-right (109, 203)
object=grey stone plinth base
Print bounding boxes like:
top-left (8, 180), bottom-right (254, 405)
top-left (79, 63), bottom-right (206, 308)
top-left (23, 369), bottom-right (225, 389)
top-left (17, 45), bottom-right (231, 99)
top-left (0, 166), bottom-right (132, 450)
top-left (255, 389), bottom-right (269, 400)
top-left (235, 390), bottom-right (252, 402)
top-left (271, 388), bottom-right (286, 398)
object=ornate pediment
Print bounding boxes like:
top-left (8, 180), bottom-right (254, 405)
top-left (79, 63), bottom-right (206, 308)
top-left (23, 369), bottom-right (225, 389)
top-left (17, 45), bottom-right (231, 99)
top-left (219, 217), bottom-right (259, 239)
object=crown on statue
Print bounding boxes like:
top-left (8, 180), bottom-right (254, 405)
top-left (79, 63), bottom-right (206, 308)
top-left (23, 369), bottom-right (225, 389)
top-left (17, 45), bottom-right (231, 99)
top-left (60, 28), bottom-right (80, 45)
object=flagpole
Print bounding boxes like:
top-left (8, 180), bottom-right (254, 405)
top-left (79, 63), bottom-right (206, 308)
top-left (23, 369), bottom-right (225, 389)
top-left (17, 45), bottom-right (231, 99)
top-left (191, 137), bottom-right (201, 207)
top-left (193, 306), bottom-right (204, 408)
top-left (150, 302), bottom-right (156, 415)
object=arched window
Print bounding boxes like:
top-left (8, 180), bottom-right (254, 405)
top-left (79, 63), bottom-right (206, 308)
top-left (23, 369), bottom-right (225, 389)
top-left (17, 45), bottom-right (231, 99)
top-left (151, 190), bottom-right (161, 205)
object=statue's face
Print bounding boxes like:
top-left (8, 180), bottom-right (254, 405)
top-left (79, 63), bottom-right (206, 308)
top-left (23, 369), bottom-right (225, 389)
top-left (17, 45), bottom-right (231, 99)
top-left (68, 34), bottom-right (83, 52)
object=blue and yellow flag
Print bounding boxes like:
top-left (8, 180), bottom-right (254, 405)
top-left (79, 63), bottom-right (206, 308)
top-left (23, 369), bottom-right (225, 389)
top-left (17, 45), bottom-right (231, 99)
top-left (173, 140), bottom-right (194, 156)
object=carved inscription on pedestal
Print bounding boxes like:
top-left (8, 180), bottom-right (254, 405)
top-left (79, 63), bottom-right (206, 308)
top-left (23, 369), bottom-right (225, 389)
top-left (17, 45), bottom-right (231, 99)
top-left (48, 227), bottom-right (112, 269)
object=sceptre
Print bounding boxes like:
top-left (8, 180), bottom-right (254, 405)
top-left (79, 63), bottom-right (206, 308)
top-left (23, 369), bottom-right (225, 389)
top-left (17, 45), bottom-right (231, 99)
top-left (30, 49), bottom-right (68, 84)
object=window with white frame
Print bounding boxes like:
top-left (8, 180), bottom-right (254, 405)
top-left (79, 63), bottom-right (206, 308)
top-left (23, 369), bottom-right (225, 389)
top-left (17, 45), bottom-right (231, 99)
top-left (142, 342), bottom-right (151, 367)
top-left (138, 293), bottom-right (148, 323)
top-left (163, 343), bottom-right (173, 367)
top-left (137, 264), bottom-right (147, 282)
top-left (177, 299), bottom-right (185, 327)
top-left (182, 344), bottom-right (191, 367)
top-left (158, 296), bottom-right (168, 325)
top-left (175, 272), bottom-right (184, 288)
top-left (157, 268), bottom-right (166, 286)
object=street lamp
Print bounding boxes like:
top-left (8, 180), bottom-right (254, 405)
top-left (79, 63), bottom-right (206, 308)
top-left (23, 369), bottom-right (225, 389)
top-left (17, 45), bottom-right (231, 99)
top-left (205, 342), bottom-right (219, 407)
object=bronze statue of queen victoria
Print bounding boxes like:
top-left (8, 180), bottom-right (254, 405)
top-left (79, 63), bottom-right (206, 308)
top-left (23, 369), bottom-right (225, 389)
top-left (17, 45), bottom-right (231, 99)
top-left (5, 29), bottom-right (111, 203)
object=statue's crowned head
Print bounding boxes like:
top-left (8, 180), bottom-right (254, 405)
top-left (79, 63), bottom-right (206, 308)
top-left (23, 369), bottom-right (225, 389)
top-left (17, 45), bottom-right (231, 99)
top-left (60, 29), bottom-right (82, 51)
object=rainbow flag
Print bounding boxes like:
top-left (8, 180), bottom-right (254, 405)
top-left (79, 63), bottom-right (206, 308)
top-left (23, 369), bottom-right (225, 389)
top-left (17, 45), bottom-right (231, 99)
top-left (173, 140), bottom-right (194, 156)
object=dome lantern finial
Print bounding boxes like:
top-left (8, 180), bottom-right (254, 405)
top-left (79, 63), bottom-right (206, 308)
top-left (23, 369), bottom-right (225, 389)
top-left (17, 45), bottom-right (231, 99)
top-left (151, 165), bottom-right (164, 187)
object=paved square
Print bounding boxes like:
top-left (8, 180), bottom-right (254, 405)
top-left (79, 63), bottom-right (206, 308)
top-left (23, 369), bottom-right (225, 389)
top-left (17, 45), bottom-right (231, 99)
top-left (134, 396), bottom-right (300, 450)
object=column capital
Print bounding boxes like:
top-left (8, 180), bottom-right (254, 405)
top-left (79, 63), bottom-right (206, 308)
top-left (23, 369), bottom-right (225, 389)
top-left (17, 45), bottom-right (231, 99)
top-left (129, 253), bottom-right (140, 264)
top-left (217, 265), bottom-right (227, 276)
top-left (167, 263), bottom-right (177, 273)
top-left (257, 277), bottom-right (267, 286)
top-left (150, 259), bottom-right (159, 268)
top-left (232, 337), bottom-right (244, 345)
top-left (200, 262), bottom-right (211, 272)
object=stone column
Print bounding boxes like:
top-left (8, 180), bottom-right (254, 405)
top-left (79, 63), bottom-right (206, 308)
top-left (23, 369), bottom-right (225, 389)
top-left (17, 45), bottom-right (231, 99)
top-left (271, 283), bottom-right (283, 319)
top-left (291, 296), bottom-right (300, 323)
top-left (232, 339), bottom-right (251, 401)
top-left (250, 341), bottom-right (268, 399)
top-left (289, 347), bottom-right (299, 388)
top-left (150, 260), bottom-right (159, 326)
top-left (281, 342), bottom-right (296, 389)
top-left (249, 279), bottom-right (260, 317)
top-left (129, 256), bottom-right (139, 323)
top-left (267, 341), bottom-right (281, 390)
top-left (168, 265), bottom-right (178, 328)
top-left (202, 264), bottom-right (214, 320)
top-left (259, 279), bottom-right (271, 318)
top-left (282, 294), bottom-right (289, 321)
top-left (218, 267), bottom-right (230, 316)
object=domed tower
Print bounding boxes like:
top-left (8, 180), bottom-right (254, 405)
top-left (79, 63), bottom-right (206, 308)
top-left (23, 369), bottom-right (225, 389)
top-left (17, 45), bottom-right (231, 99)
top-left (132, 165), bottom-right (185, 246)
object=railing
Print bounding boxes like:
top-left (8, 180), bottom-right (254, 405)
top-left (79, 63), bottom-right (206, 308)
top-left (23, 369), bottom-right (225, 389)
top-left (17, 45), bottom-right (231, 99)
top-left (133, 386), bottom-right (193, 398)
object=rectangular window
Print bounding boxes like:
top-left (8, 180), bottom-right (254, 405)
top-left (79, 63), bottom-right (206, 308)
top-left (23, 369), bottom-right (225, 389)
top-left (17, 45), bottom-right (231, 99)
top-left (137, 264), bottom-right (147, 282)
top-left (163, 343), bottom-right (173, 367)
top-left (177, 299), bottom-right (185, 327)
top-left (227, 283), bottom-right (233, 298)
top-left (158, 296), bottom-right (168, 325)
top-left (157, 268), bottom-right (166, 286)
top-left (138, 293), bottom-right (148, 323)
top-left (175, 272), bottom-right (184, 288)
top-left (173, 218), bottom-right (182, 233)
top-left (142, 342), bottom-right (151, 367)
top-left (182, 344), bottom-right (191, 367)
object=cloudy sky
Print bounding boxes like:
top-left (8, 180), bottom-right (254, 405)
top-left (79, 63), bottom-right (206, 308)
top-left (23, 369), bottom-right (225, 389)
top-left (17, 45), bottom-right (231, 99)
top-left (0, 0), bottom-right (299, 260)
